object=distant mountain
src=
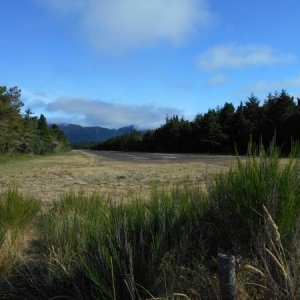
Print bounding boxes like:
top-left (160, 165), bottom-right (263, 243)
top-left (58, 124), bottom-right (136, 144)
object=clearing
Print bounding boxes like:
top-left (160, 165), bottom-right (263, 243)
top-left (0, 150), bottom-right (236, 202)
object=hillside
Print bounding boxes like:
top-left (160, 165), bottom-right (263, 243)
top-left (58, 124), bottom-right (136, 144)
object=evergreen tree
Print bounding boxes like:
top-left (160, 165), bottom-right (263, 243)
top-left (263, 90), bottom-right (296, 149)
top-left (217, 102), bottom-right (235, 151)
top-left (193, 110), bottom-right (226, 153)
top-left (0, 85), bottom-right (70, 155)
top-left (0, 86), bottom-right (23, 153)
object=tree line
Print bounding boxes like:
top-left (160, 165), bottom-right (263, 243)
top-left (0, 86), bottom-right (70, 155)
top-left (92, 90), bottom-right (300, 154)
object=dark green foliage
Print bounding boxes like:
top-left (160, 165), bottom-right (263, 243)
top-left (72, 141), bottom-right (100, 149)
top-left (0, 86), bottom-right (23, 153)
top-left (0, 85), bottom-right (70, 155)
top-left (101, 130), bottom-right (143, 151)
top-left (193, 110), bottom-right (226, 153)
top-left (93, 90), bottom-right (300, 155)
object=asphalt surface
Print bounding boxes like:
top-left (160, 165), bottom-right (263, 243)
top-left (81, 150), bottom-right (236, 164)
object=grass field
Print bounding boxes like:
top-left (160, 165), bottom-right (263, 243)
top-left (0, 148), bottom-right (299, 299)
top-left (0, 150), bottom-right (234, 202)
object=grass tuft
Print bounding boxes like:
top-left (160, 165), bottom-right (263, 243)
top-left (0, 189), bottom-right (40, 274)
top-left (209, 142), bottom-right (300, 249)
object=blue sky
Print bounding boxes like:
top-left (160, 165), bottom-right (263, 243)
top-left (1, 0), bottom-right (300, 129)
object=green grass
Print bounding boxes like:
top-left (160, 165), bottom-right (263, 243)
top-left (0, 153), bottom-right (34, 164)
top-left (0, 189), bottom-right (40, 273)
top-left (32, 188), bottom-right (210, 299)
top-left (1, 143), bottom-right (300, 299)
top-left (210, 143), bottom-right (300, 248)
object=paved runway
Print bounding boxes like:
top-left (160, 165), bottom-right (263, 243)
top-left (82, 150), bottom-right (236, 164)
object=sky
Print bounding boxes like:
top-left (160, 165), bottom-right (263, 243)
top-left (1, 0), bottom-right (300, 129)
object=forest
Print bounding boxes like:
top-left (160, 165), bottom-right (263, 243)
top-left (93, 90), bottom-right (300, 154)
top-left (2, 85), bottom-right (300, 156)
top-left (0, 86), bottom-right (70, 154)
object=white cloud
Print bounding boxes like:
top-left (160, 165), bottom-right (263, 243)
top-left (197, 44), bottom-right (296, 71)
top-left (46, 97), bottom-right (183, 128)
top-left (22, 89), bottom-right (53, 109)
top-left (204, 74), bottom-right (229, 87)
top-left (248, 76), bottom-right (300, 93)
top-left (38, 0), bottom-right (213, 54)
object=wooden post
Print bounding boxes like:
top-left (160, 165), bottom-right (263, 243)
top-left (218, 253), bottom-right (237, 300)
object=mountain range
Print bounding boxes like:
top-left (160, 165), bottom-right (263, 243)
top-left (58, 124), bottom-right (136, 144)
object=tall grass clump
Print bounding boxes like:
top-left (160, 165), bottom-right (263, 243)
top-left (205, 142), bottom-right (300, 299)
top-left (209, 141), bottom-right (300, 250)
top-left (0, 189), bottom-right (40, 273)
top-left (18, 188), bottom-right (212, 299)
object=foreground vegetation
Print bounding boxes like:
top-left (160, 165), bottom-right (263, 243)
top-left (0, 190), bottom-right (40, 274)
top-left (1, 145), bottom-right (300, 299)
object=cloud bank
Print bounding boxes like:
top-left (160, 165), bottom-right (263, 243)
top-left (197, 44), bottom-right (295, 71)
top-left (38, 0), bottom-right (213, 54)
top-left (45, 97), bottom-right (182, 129)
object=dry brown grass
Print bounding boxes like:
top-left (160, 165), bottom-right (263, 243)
top-left (0, 150), bottom-right (234, 202)
top-left (0, 229), bottom-right (33, 275)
